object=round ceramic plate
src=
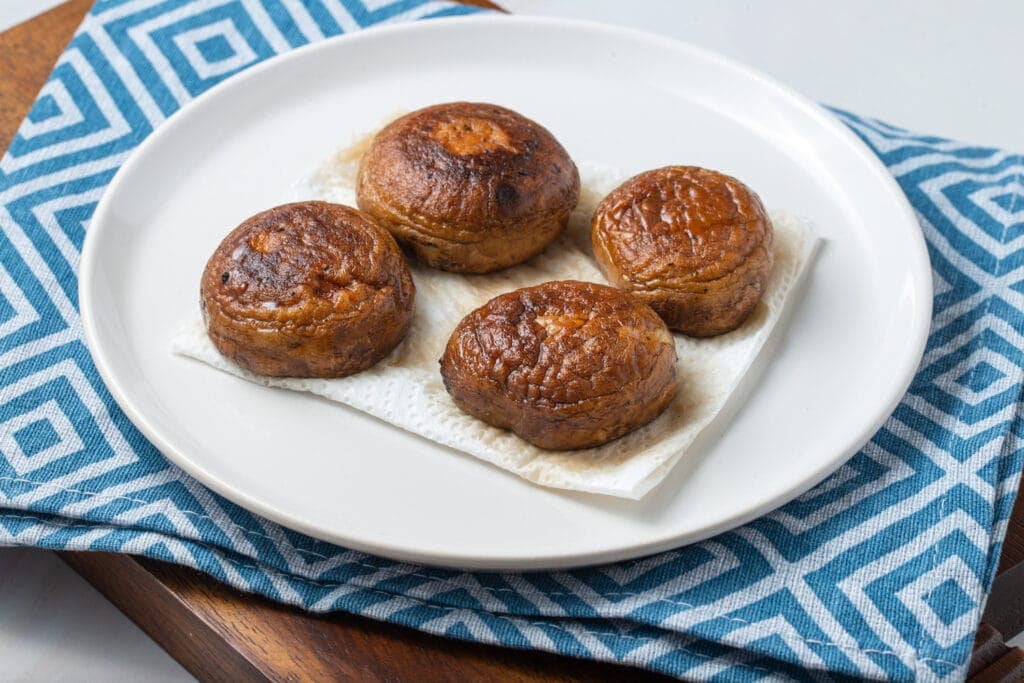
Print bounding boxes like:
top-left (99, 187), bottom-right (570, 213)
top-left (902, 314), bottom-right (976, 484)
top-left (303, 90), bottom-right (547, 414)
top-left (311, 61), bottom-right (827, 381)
top-left (80, 16), bottom-right (931, 570)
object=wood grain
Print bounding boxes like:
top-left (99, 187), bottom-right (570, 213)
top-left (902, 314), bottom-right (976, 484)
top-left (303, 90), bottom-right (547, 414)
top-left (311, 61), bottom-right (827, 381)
top-left (0, 1), bottom-right (1020, 681)
top-left (969, 624), bottom-right (1024, 682)
top-left (61, 551), bottom-right (670, 682)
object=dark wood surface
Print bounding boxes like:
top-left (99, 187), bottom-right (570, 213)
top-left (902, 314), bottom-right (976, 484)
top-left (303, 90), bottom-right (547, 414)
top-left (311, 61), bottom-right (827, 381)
top-left (61, 551), bottom-right (669, 682)
top-left (968, 624), bottom-right (1024, 682)
top-left (1, 1), bottom-right (1020, 680)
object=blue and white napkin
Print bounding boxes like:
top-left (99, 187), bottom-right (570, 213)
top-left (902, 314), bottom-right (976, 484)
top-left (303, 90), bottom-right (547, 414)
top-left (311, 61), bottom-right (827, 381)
top-left (1, 2), bottom-right (1022, 680)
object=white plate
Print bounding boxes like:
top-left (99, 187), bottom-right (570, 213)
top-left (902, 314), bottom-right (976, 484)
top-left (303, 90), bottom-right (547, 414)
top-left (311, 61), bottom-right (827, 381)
top-left (79, 16), bottom-right (931, 570)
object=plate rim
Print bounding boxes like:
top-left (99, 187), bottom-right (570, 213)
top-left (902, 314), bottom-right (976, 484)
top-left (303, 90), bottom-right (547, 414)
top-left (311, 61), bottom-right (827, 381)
top-left (78, 14), bottom-right (933, 569)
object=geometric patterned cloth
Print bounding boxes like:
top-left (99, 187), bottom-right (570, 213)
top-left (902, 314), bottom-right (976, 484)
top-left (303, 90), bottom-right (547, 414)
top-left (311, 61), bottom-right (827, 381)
top-left (1, 2), bottom-right (1022, 680)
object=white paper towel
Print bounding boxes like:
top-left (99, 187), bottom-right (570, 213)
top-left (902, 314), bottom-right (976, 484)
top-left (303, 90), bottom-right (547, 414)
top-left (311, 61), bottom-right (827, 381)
top-left (173, 146), bottom-right (818, 499)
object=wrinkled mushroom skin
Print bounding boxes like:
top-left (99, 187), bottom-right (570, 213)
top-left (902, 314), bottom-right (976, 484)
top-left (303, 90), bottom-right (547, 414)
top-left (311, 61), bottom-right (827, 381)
top-left (592, 166), bottom-right (773, 337)
top-left (201, 201), bottom-right (415, 377)
top-left (440, 281), bottom-right (678, 450)
top-left (357, 102), bottom-right (580, 274)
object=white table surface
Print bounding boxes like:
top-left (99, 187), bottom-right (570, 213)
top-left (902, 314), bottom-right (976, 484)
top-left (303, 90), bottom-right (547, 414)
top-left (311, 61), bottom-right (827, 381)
top-left (1, 1), bottom-right (1021, 680)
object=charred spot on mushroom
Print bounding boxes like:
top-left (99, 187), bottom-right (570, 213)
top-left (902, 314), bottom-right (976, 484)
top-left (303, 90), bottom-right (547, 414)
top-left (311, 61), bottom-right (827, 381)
top-left (496, 183), bottom-right (518, 208)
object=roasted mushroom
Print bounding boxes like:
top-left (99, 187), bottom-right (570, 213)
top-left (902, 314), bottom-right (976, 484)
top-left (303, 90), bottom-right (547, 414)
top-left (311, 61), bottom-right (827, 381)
top-left (440, 280), bottom-right (677, 450)
top-left (592, 166), bottom-right (773, 337)
top-left (357, 102), bottom-right (580, 273)
top-left (201, 201), bottom-right (414, 377)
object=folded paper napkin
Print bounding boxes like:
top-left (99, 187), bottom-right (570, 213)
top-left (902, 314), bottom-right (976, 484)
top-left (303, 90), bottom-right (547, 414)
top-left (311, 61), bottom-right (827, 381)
top-left (173, 154), bottom-right (818, 499)
top-left (1, 1), bottom-right (1021, 680)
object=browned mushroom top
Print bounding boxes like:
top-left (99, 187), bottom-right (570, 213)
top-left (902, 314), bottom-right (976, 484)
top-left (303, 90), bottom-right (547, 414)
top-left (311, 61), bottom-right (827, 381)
top-left (201, 201), bottom-right (413, 333)
top-left (592, 166), bottom-right (772, 290)
top-left (442, 280), bottom-right (675, 408)
top-left (357, 102), bottom-right (580, 247)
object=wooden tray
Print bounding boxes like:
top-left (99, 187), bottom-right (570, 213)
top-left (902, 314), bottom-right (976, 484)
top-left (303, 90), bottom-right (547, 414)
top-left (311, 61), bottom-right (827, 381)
top-left (3, 2), bottom-right (1022, 680)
